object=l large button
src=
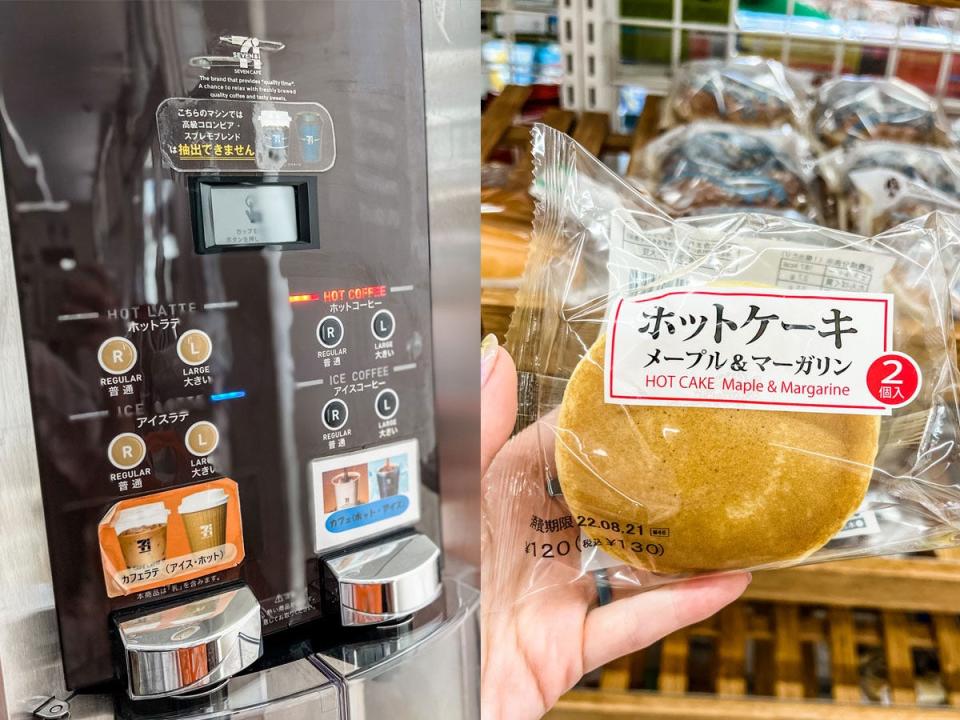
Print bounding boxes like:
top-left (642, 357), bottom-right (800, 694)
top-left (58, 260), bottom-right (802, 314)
top-left (371, 309), bottom-right (395, 341)
top-left (375, 388), bottom-right (399, 420)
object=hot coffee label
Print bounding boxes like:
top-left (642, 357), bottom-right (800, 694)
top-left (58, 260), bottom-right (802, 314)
top-left (605, 287), bottom-right (918, 415)
top-left (310, 438), bottom-right (420, 553)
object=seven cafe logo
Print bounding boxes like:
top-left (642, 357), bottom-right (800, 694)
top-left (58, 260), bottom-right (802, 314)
top-left (189, 35), bottom-right (285, 71)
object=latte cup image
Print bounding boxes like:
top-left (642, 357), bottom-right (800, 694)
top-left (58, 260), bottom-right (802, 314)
top-left (113, 502), bottom-right (170, 569)
top-left (178, 488), bottom-right (229, 553)
top-left (376, 461), bottom-right (400, 498)
top-left (333, 471), bottom-right (360, 509)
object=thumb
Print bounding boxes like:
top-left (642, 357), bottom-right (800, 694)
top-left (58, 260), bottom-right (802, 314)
top-left (481, 334), bottom-right (517, 476)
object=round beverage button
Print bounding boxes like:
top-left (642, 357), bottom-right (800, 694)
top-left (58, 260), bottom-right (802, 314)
top-left (108, 433), bottom-right (146, 470)
top-left (177, 329), bottom-right (213, 366)
top-left (185, 421), bottom-right (220, 457)
top-left (371, 309), bottom-right (395, 341)
top-left (98, 337), bottom-right (137, 375)
top-left (322, 398), bottom-right (349, 430)
top-left (317, 315), bottom-right (344, 348)
top-left (375, 388), bottom-right (399, 420)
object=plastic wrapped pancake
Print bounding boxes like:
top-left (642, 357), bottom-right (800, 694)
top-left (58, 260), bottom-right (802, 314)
top-left (556, 334), bottom-right (881, 574)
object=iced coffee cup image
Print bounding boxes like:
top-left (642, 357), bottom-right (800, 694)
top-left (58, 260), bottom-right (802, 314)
top-left (376, 460), bottom-right (400, 498)
top-left (113, 502), bottom-right (170, 569)
top-left (178, 488), bottom-right (229, 553)
top-left (332, 471), bottom-right (361, 510)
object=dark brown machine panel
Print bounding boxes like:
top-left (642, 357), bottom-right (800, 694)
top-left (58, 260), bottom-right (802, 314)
top-left (0, 0), bottom-right (437, 690)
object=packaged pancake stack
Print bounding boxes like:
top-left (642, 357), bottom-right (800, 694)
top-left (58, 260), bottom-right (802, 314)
top-left (639, 121), bottom-right (820, 221)
top-left (818, 141), bottom-right (960, 235)
top-left (813, 76), bottom-right (954, 148)
top-left (501, 125), bottom-right (960, 592)
top-left (663, 56), bottom-right (810, 129)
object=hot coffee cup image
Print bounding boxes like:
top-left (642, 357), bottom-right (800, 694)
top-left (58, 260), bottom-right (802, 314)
top-left (113, 502), bottom-right (171, 569)
top-left (376, 460), bottom-right (400, 498)
top-left (178, 488), bottom-right (229, 553)
top-left (332, 471), bottom-right (361, 510)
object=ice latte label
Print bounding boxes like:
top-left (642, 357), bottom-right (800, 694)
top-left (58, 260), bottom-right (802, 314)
top-left (97, 478), bottom-right (244, 598)
top-left (605, 287), bottom-right (911, 416)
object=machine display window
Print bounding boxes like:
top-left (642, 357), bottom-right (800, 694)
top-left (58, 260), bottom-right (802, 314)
top-left (190, 176), bottom-right (318, 253)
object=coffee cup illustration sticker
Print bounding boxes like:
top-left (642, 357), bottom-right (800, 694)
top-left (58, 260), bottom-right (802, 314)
top-left (98, 478), bottom-right (244, 598)
top-left (179, 488), bottom-right (229, 552)
top-left (322, 463), bottom-right (369, 513)
top-left (376, 461), bottom-right (400, 498)
top-left (297, 111), bottom-right (323, 164)
top-left (310, 439), bottom-right (420, 554)
top-left (332, 471), bottom-right (360, 509)
top-left (113, 502), bottom-right (170, 569)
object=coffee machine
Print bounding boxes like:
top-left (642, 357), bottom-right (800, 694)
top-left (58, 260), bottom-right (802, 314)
top-left (0, 1), bottom-right (479, 718)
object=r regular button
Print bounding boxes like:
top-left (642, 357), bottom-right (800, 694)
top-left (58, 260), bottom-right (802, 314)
top-left (185, 421), bottom-right (219, 457)
top-left (322, 398), bottom-right (349, 431)
top-left (108, 433), bottom-right (146, 470)
top-left (98, 336), bottom-right (137, 375)
top-left (371, 309), bottom-right (395, 341)
top-left (317, 315), bottom-right (344, 348)
top-left (177, 329), bottom-right (212, 366)
top-left (375, 388), bottom-right (399, 420)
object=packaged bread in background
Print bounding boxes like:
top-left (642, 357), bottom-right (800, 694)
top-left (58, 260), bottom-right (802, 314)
top-left (818, 141), bottom-right (960, 235)
top-left (663, 56), bottom-right (810, 129)
top-left (640, 122), bottom-right (820, 221)
top-left (481, 163), bottom-right (536, 340)
top-left (813, 76), bottom-right (954, 148)
top-left (493, 125), bottom-right (960, 598)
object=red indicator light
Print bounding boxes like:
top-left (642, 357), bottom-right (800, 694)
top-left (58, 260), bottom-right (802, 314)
top-left (289, 293), bottom-right (320, 304)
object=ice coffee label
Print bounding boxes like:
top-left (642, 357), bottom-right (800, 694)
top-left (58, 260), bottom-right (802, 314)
top-left (605, 287), bottom-right (920, 415)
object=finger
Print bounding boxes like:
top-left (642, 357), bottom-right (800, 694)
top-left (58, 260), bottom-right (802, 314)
top-left (481, 336), bottom-right (518, 476)
top-left (581, 572), bottom-right (751, 673)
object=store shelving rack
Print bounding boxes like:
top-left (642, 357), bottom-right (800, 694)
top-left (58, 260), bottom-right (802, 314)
top-left (483, 0), bottom-right (960, 116)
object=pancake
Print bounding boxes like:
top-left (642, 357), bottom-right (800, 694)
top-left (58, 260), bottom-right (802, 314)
top-left (556, 334), bottom-right (881, 574)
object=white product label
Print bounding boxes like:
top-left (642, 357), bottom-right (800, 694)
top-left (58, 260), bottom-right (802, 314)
top-left (833, 511), bottom-right (881, 539)
top-left (608, 210), bottom-right (897, 297)
top-left (848, 168), bottom-right (913, 215)
top-left (605, 286), bottom-right (900, 415)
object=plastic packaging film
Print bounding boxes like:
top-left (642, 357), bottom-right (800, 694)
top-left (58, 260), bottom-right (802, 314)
top-left (663, 56), bottom-right (811, 130)
top-left (813, 76), bottom-right (955, 148)
top-left (818, 141), bottom-right (960, 236)
top-left (639, 121), bottom-right (821, 221)
top-left (488, 125), bottom-right (960, 605)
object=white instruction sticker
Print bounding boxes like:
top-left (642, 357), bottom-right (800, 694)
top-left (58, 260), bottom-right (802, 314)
top-left (604, 287), bottom-right (917, 415)
top-left (833, 511), bottom-right (882, 539)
